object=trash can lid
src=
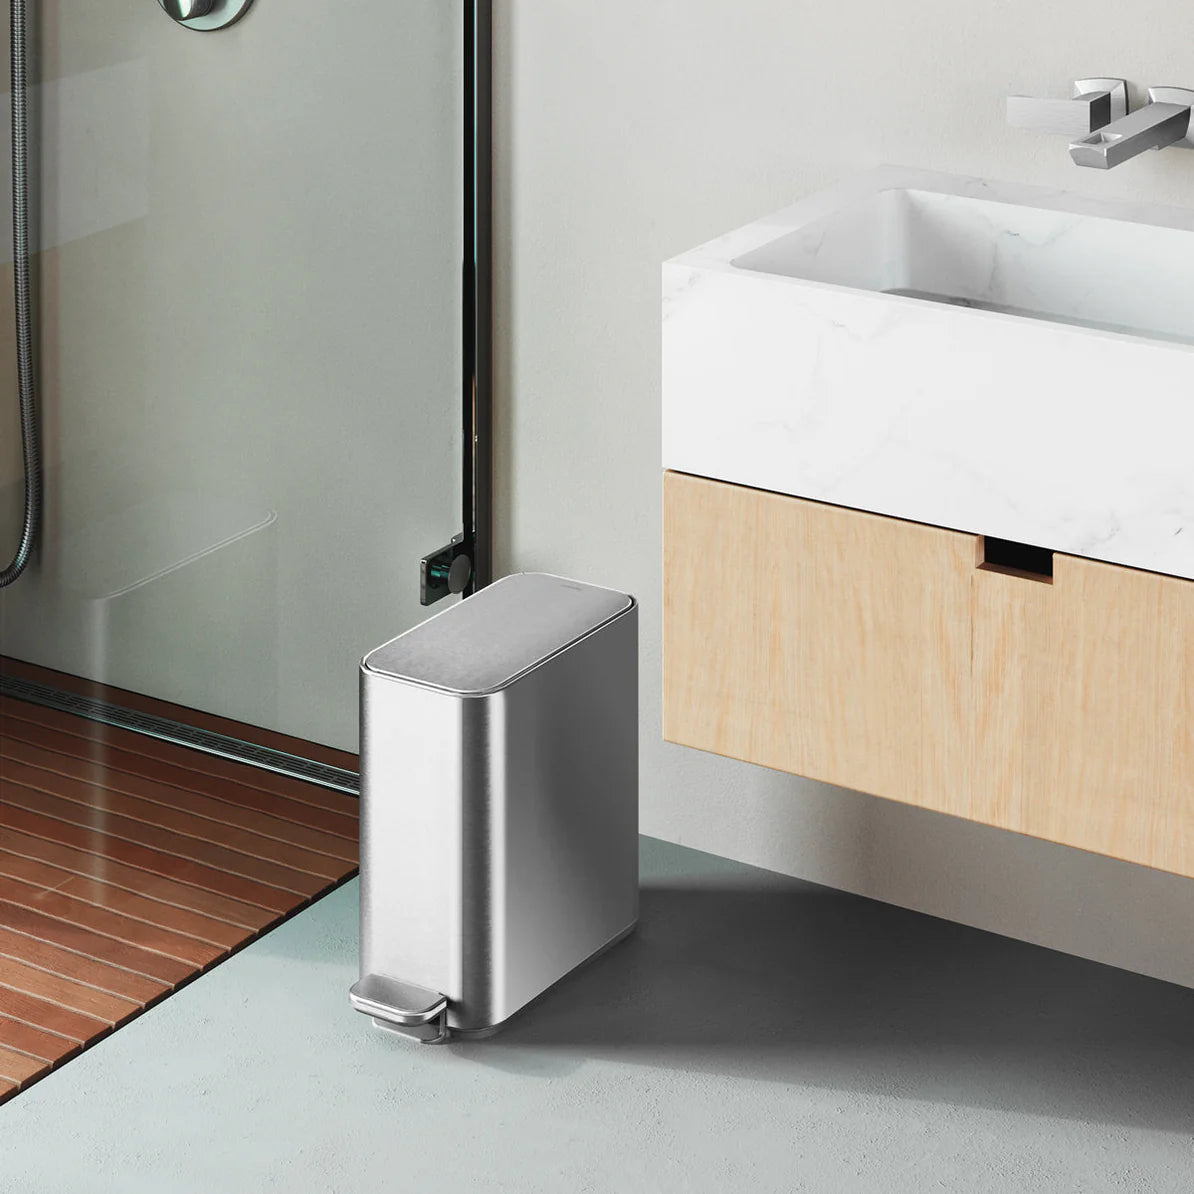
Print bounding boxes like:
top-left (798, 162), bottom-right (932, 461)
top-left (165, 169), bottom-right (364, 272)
top-left (362, 572), bottom-right (634, 695)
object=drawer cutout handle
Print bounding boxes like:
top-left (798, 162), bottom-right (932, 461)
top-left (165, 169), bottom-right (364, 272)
top-left (978, 536), bottom-right (1054, 583)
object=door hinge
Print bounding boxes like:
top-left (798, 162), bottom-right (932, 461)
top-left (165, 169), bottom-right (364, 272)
top-left (420, 532), bottom-right (473, 605)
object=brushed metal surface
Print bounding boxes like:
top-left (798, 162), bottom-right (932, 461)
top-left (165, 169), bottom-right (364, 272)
top-left (161, 0), bottom-right (216, 17)
top-left (358, 677), bottom-right (465, 1004)
top-left (370, 1017), bottom-right (448, 1045)
top-left (349, 974), bottom-right (448, 1041)
top-left (1070, 99), bottom-right (1191, 168)
top-left (1074, 78), bottom-right (1128, 122)
top-left (356, 578), bottom-right (638, 1037)
top-left (1146, 87), bottom-right (1194, 147)
top-left (459, 610), bottom-right (639, 1029)
top-left (1006, 78), bottom-right (1126, 137)
top-left (363, 572), bottom-right (633, 695)
top-left (348, 974), bottom-right (447, 1025)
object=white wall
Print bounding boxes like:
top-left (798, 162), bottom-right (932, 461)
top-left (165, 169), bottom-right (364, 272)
top-left (492, 1), bottom-right (1194, 986)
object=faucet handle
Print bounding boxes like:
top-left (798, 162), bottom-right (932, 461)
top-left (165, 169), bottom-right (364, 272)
top-left (1007, 78), bottom-right (1128, 137)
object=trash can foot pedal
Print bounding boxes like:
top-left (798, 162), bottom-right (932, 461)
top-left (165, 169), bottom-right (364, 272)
top-left (349, 974), bottom-right (449, 1045)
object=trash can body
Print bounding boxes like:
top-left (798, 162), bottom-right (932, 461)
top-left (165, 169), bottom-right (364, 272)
top-left (352, 573), bottom-right (638, 1040)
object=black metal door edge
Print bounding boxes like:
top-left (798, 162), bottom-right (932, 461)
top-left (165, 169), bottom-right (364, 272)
top-left (422, 0), bottom-right (493, 606)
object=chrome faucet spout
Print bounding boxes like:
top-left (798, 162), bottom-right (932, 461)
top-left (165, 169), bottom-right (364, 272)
top-left (1070, 87), bottom-right (1194, 168)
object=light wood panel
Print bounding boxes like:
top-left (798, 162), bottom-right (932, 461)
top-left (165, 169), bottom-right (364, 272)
top-left (0, 681), bottom-right (359, 1105)
top-left (663, 470), bottom-right (975, 812)
top-left (970, 553), bottom-right (1194, 876)
top-left (664, 470), bottom-right (1194, 879)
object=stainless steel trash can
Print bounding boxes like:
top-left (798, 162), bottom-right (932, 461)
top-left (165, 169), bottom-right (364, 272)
top-left (349, 572), bottom-right (638, 1043)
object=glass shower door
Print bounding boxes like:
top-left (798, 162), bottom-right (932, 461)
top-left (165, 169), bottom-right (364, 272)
top-left (0, 0), bottom-right (473, 758)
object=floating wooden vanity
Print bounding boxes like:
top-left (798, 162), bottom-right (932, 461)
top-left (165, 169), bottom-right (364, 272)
top-left (662, 170), bottom-right (1194, 882)
top-left (663, 471), bottom-right (1194, 878)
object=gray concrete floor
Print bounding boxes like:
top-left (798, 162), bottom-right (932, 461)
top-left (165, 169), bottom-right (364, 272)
top-left (1, 837), bottom-right (1192, 1192)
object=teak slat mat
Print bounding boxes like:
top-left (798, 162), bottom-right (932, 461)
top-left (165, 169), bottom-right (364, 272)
top-left (0, 660), bottom-right (358, 1105)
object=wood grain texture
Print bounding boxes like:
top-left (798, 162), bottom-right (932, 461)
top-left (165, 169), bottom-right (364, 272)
top-left (0, 655), bottom-right (358, 774)
top-left (0, 1016), bottom-right (77, 1064)
top-left (0, 771), bottom-right (341, 888)
top-left (0, 1045), bottom-right (45, 1085)
top-left (0, 828), bottom-right (280, 931)
top-left (0, 705), bottom-right (359, 843)
top-left (0, 923), bottom-right (168, 1003)
top-left (0, 727), bottom-right (358, 862)
top-left (0, 900), bottom-right (194, 985)
top-left (0, 874), bottom-right (222, 968)
top-left (0, 693), bottom-right (358, 818)
top-left (0, 682), bottom-right (358, 1104)
top-left (0, 987), bottom-right (109, 1046)
top-left (971, 552), bottom-right (1194, 876)
top-left (664, 470), bottom-right (1194, 878)
top-left (663, 471), bottom-right (974, 812)
top-left (0, 848), bottom-right (77, 892)
top-left (0, 956), bottom-right (141, 1024)
top-left (47, 876), bottom-right (248, 950)
top-left (0, 800), bottom-right (301, 913)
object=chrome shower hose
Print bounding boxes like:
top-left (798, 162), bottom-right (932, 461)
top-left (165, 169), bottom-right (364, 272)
top-left (0, 0), bottom-right (40, 587)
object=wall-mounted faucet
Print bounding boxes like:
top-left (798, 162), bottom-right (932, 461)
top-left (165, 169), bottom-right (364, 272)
top-left (1007, 78), bottom-right (1128, 138)
top-left (1069, 87), bottom-right (1194, 169)
top-left (1008, 78), bottom-right (1194, 169)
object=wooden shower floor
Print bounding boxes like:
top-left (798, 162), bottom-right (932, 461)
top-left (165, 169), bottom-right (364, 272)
top-left (0, 662), bottom-right (359, 1105)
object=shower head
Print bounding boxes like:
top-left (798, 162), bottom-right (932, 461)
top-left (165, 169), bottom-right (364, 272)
top-left (157, 0), bottom-right (255, 30)
top-left (161, 0), bottom-right (216, 17)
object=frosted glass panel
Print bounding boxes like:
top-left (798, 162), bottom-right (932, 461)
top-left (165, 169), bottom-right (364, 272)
top-left (0, 1), bottom-right (464, 752)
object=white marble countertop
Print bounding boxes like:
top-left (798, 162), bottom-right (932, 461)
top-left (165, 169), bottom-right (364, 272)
top-left (663, 168), bottom-right (1194, 581)
top-left (2, 838), bottom-right (1191, 1193)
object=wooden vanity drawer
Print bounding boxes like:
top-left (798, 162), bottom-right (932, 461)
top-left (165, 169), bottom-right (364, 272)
top-left (662, 470), bottom-right (975, 812)
top-left (663, 470), bottom-right (1194, 877)
top-left (969, 552), bottom-right (1194, 874)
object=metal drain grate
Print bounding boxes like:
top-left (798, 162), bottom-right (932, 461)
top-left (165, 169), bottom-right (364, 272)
top-left (0, 674), bottom-right (359, 796)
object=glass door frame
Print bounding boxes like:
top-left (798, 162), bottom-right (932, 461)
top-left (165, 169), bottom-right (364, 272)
top-left (422, 0), bottom-right (492, 607)
top-left (0, 1), bottom-right (493, 789)
top-left (465, 0), bottom-right (493, 597)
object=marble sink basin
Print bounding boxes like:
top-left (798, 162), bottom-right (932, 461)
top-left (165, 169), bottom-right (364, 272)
top-left (662, 167), bottom-right (1194, 581)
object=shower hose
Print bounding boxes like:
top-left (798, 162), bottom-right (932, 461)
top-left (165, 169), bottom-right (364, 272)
top-left (0, 0), bottom-right (40, 588)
